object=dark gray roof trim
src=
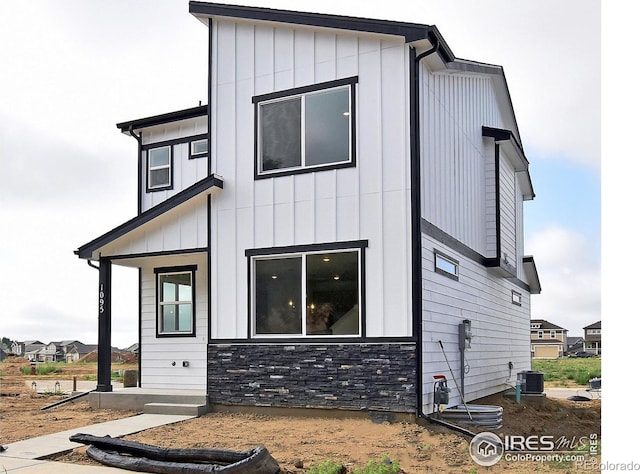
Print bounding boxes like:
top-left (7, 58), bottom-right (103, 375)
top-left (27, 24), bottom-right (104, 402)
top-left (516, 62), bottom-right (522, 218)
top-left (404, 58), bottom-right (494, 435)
top-left (482, 126), bottom-right (528, 167)
top-left (75, 174), bottom-right (223, 259)
top-left (523, 255), bottom-right (541, 294)
top-left (116, 105), bottom-right (208, 132)
top-left (189, 1), bottom-right (452, 54)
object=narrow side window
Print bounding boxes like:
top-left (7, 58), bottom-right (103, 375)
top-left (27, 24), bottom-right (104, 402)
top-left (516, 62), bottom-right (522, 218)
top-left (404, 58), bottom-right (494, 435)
top-left (155, 267), bottom-right (196, 336)
top-left (148, 146), bottom-right (172, 190)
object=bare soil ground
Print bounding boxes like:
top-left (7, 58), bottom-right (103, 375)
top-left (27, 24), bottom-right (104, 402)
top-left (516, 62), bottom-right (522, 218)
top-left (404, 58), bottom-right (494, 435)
top-left (1, 356), bottom-right (600, 473)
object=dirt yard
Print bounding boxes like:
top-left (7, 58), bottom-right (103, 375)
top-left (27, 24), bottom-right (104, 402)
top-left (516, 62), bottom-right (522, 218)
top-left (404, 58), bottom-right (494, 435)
top-left (1, 356), bottom-right (600, 473)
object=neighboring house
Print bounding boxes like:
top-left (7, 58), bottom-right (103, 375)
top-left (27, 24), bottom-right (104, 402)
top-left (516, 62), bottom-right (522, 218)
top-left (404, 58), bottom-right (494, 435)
top-left (583, 321), bottom-right (601, 355)
top-left (0, 346), bottom-right (7, 362)
top-left (125, 343), bottom-right (139, 355)
top-left (63, 342), bottom-right (99, 362)
top-left (566, 336), bottom-right (585, 354)
top-left (530, 320), bottom-right (568, 358)
top-left (13, 340), bottom-right (45, 361)
top-left (11, 340), bottom-right (97, 362)
top-left (75, 2), bottom-right (540, 417)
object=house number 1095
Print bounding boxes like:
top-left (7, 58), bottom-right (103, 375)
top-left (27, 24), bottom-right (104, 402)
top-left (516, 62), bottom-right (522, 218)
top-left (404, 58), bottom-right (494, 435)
top-left (99, 283), bottom-right (105, 314)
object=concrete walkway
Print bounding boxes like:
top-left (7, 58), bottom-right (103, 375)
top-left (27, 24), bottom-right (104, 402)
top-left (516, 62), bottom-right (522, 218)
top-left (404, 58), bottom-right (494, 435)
top-left (0, 413), bottom-right (195, 473)
top-left (545, 386), bottom-right (601, 400)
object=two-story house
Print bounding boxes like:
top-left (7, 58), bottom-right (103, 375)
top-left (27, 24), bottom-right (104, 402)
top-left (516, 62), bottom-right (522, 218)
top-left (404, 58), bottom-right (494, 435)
top-left (11, 340), bottom-right (44, 359)
top-left (530, 319), bottom-right (568, 358)
top-left (583, 321), bottom-right (601, 355)
top-left (75, 2), bottom-right (540, 418)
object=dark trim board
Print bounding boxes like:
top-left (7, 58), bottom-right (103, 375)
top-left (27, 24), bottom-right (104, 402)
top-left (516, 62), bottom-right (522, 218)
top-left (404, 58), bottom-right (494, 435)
top-left (141, 133), bottom-right (208, 151)
top-left (107, 248), bottom-right (208, 262)
top-left (421, 219), bottom-right (532, 292)
top-left (251, 76), bottom-right (358, 104)
top-left (245, 240), bottom-right (368, 257)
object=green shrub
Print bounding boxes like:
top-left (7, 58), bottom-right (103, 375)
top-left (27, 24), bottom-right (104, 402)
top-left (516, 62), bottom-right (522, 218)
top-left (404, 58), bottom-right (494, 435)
top-left (19, 363), bottom-right (62, 376)
top-left (307, 459), bottom-right (345, 474)
top-left (353, 455), bottom-right (400, 474)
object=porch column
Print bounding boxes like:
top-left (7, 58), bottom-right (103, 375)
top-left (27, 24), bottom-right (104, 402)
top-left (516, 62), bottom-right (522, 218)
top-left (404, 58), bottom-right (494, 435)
top-left (97, 257), bottom-right (113, 392)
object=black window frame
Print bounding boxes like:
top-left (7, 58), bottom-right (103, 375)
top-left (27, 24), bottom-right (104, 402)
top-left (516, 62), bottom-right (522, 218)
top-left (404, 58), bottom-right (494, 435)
top-left (434, 249), bottom-right (459, 281)
top-left (252, 76), bottom-right (358, 180)
top-left (154, 265), bottom-right (197, 338)
top-left (246, 240), bottom-right (367, 339)
top-left (146, 145), bottom-right (174, 192)
top-left (189, 137), bottom-right (208, 159)
top-left (511, 289), bottom-right (522, 306)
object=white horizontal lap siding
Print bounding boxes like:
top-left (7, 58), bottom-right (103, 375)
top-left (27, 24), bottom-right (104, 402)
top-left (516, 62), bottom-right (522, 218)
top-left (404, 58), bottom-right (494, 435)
top-left (420, 69), bottom-right (503, 254)
top-left (98, 198), bottom-right (208, 257)
top-left (140, 256), bottom-right (208, 390)
top-left (209, 20), bottom-right (412, 339)
top-left (421, 234), bottom-right (530, 412)
top-left (141, 118), bottom-right (208, 213)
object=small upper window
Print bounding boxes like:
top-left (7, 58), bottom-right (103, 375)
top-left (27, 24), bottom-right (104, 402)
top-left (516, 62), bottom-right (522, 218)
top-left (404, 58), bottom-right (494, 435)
top-left (190, 139), bottom-right (208, 159)
top-left (512, 290), bottom-right (522, 306)
top-left (253, 77), bottom-right (357, 178)
top-left (148, 146), bottom-right (172, 190)
top-left (434, 250), bottom-right (459, 281)
top-left (538, 331), bottom-right (543, 339)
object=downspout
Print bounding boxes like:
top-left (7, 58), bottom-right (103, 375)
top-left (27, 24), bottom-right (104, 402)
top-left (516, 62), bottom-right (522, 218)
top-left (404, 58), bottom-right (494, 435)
top-left (127, 126), bottom-right (143, 216)
top-left (127, 126), bottom-right (144, 386)
top-left (412, 36), bottom-right (461, 428)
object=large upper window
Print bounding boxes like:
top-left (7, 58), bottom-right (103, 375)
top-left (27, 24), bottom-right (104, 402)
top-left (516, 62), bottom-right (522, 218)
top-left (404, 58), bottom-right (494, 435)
top-left (249, 245), bottom-right (363, 337)
top-left (156, 267), bottom-right (196, 336)
top-left (253, 77), bottom-right (357, 178)
top-left (148, 146), bottom-right (172, 190)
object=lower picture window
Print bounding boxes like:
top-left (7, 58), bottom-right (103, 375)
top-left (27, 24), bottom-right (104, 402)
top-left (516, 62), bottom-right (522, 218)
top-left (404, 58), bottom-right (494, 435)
top-left (156, 268), bottom-right (195, 336)
top-left (252, 250), bottom-right (361, 337)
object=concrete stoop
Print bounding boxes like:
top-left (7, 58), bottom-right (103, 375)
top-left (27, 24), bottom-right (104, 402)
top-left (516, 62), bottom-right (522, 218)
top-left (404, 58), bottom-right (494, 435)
top-left (143, 402), bottom-right (209, 417)
top-left (88, 389), bottom-right (208, 413)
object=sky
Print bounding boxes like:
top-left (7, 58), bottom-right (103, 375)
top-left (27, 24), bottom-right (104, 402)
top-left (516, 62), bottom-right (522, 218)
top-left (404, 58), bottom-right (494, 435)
top-left (0, 1), bottom-right (603, 349)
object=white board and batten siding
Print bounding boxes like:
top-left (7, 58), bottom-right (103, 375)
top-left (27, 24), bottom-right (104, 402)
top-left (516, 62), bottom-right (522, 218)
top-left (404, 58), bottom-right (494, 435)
top-left (96, 196), bottom-right (209, 259)
top-left (140, 117), bottom-right (209, 213)
top-left (419, 67), bottom-right (504, 254)
top-left (139, 253), bottom-right (209, 391)
top-left (208, 19), bottom-right (413, 339)
top-left (421, 234), bottom-right (531, 410)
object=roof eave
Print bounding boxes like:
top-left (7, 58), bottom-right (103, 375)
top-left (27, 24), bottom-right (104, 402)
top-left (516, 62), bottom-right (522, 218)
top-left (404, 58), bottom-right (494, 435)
top-left (116, 105), bottom-right (208, 134)
top-left (189, 1), bottom-right (433, 43)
